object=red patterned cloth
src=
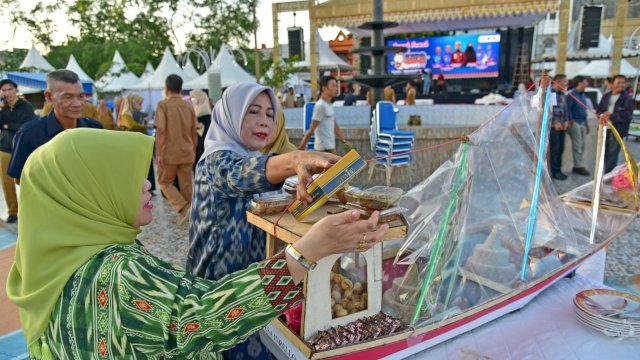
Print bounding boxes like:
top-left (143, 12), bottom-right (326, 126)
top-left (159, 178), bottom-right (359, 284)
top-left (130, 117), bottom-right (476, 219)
top-left (258, 251), bottom-right (305, 312)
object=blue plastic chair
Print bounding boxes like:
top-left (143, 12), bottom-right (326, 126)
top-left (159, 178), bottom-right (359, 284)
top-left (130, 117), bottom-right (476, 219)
top-left (303, 102), bottom-right (315, 151)
top-left (369, 101), bottom-right (415, 186)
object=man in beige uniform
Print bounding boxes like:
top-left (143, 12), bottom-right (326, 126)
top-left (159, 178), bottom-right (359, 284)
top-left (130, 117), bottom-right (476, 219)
top-left (155, 74), bottom-right (197, 220)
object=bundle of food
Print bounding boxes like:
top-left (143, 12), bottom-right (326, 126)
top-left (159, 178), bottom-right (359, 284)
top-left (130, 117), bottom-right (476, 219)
top-left (307, 312), bottom-right (405, 351)
top-left (247, 193), bottom-right (293, 215)
top-left (331, 270), bottom-right (368, 318)
top-left (342, 186), bottom-right (403, 210)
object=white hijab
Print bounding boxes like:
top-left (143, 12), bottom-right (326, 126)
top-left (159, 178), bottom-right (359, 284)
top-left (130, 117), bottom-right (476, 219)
top-left (200, 82), bottom-right (278, 162)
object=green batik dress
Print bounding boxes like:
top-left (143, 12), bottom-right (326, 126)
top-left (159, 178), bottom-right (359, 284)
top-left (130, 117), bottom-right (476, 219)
top-left (41, 240), bottom-right (303, 359)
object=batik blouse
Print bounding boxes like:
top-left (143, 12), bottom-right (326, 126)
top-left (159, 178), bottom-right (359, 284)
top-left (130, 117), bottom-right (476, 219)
top-left (41, 241), bottom-right (303, 359)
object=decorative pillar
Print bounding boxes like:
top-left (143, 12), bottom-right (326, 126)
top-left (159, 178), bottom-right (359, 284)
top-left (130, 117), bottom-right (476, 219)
top-left (610, 0), bottom-right (629, 77)
top-left (555, 0), bottom-right (571, 75)
top-left (309, 0), bottom-right (318, 100)
top-left (272, 3), bottom-right (280, 64)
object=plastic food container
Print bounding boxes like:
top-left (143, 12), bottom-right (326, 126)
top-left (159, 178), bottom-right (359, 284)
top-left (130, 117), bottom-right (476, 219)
top-left (360, 186), bottom-right (404, 210)
top-left (342, 186), bottom-right (363, 204)
top-left (248, 193), bottom-right (293, 215)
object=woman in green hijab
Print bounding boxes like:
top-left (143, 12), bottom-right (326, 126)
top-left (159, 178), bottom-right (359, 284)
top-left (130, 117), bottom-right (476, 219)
top-left (6, 128), bottom-right (388, 359)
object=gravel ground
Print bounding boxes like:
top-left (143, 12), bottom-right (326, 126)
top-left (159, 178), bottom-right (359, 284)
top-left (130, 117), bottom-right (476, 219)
top-left (139, 123), bottom-right (639, 282)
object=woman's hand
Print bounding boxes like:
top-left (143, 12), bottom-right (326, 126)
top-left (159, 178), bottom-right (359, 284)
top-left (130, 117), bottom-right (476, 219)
top-left (285, 210), bottom-right (389, 284)
top-left (265, 151), bottom-right (339, 202)
top-left (296, 210), bottom-right (389, 262)
top-left (293, 151), bottom-right (340, 203)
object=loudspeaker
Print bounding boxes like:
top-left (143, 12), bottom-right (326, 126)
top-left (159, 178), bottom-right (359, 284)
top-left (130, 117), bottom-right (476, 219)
top-left (288, 27), bottom-right (304, 61)
top-left (579, 6), bottom-right (602, 50)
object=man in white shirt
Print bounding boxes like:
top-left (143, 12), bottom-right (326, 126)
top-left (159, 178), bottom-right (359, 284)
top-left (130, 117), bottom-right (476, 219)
top-left (298, 76), bottom-right (352, 154)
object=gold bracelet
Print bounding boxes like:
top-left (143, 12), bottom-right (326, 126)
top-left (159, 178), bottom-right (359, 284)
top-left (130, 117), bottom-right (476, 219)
top-left (285, 244), bottom-right (317, 271)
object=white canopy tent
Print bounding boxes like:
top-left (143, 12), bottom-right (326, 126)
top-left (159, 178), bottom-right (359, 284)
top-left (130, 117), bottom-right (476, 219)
top-left (575, 59), bottom-right (639, 79)
top-left (293, 32), bottom-right (352, 70)
top-left (95, 51), bottom-right (140, 93)
top-left (139, 62), bottom-right (155, 82)
top-left (66, 54), bottom-right (93, 82)
top-left (19, 46), bottom-right (55, 72)
top-left (184, 44), bottom-right (256, 90)
top-left (127, 47), bottom-right (193, 114)
top-left (531, 61), bottom-right (589, 78)
top-left (183, 58), bottom-right (200, 81)
top-left (130, 47), bottom-right (190, 90)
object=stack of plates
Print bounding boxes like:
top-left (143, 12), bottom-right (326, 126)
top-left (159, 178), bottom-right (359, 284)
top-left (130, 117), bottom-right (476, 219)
top-left (573, 289), bottom-right (640, 337)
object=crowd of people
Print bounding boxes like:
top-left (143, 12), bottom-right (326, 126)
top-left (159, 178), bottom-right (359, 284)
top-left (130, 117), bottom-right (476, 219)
top-left (1, 67), bottom-right (637, 359)
top-left (549, 73), bottom-right (634, 180)
top-left (2, 69), bottom-right (390, 359)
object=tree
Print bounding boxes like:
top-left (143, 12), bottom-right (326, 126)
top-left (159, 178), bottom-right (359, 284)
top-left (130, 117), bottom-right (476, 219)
top-left (185, 0), bottom-right (256, 52)
top-left (263, 56), bottom-right (301, 92)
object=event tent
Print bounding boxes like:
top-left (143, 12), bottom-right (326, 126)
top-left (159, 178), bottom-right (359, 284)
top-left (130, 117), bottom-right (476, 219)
top-left (183, 58), bottom-right (200, 81)
top-left (6, 72), bottom-right (93, 94)
top-left (19, 46), bottom-right (55, 72)
top-left (293, 32), bottom-right (352, 70)
top-left (531, 61), bottom-right (589, 78)
top-left (95, 50), bottom-right (140, 93)
top-left (66, 54), bottom-right (93, 82)
top-left (184, 44), bottom-right (256, 90)
top-left (575, 59), bottom-right (639, 79)
top-left (139, 62), bottom-right (155, 82)
top-left (130, 47), bottom-right (190, 90)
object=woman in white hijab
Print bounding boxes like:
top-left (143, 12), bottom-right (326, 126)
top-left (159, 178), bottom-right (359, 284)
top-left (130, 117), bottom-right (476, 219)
top-left (186, 82), bottom-right (339, 359)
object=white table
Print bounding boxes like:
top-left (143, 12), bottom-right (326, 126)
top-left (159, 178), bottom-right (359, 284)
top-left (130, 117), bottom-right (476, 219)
top-left (260, 275), bottom-right (640, 360)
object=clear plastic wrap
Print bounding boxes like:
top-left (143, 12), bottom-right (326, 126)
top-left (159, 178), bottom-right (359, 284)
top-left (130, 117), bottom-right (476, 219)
top-left (247, 193), bottom-right (292, 215)
top-left (383, 91), bottom-right (637, 329)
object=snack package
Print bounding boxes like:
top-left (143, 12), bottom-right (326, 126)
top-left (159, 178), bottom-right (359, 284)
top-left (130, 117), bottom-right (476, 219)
top-left (248, 193), bottom-right (293, 215)
top-left (289, 150), bottom-right (366, 221)
top-left (360, 186), bottom-right (404, 210)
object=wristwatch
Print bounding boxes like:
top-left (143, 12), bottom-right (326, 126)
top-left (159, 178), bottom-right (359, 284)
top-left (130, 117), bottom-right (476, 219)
top-left (285, 244), bottom-right (317, 271)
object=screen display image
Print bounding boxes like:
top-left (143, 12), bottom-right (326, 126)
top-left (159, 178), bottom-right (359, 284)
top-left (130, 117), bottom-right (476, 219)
top-left (388, 33), bottom-right (501, 79)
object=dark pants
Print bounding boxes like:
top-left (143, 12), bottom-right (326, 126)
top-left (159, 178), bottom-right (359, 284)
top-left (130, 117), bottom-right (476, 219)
top-left (604, 131), bottom-right (622, 173)
top-left (549, 127), bottom-right (565, 175)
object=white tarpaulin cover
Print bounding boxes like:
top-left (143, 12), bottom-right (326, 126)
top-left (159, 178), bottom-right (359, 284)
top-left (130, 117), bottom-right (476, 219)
top-left (95, 51), bottom-right (140, 93)
top-left (19, 46), bottom-right (54, 72)
top-left (184, 44), bottom-right (256, 90)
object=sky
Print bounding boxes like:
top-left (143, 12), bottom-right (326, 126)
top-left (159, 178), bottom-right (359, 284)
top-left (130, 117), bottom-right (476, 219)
top-left (0, 0), bottom-right (343, 53)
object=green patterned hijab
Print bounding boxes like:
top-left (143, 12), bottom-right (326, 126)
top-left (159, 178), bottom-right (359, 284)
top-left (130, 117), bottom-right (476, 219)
top-left (6, 128), bottom-right (153, 349)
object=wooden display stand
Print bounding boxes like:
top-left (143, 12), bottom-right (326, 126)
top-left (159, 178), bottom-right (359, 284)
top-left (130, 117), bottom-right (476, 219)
top-left (247, 203), bottom-right (407, 357)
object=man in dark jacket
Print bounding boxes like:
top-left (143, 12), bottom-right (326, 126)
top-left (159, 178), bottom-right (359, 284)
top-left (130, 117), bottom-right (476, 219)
top-left (549, 74), bottom-right (569, 180)
top-left (0, 79), bottom-right (35, 223)
top-left (596, 74), bottom-right (635, 173)
top-left (9, 70), bottom-right (102, 184)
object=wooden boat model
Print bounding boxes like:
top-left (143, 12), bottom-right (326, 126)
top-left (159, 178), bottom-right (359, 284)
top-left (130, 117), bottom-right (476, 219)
top-left (251, 83), bottom-right (639, 359)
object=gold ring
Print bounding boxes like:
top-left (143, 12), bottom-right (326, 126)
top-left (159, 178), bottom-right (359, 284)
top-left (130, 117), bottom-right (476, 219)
top-left (357, 240), bottom-right (366, 252)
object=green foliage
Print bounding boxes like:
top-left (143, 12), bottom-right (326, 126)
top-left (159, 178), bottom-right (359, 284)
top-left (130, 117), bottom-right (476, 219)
top-left (263, 56), bottom-right (301, 92)
top-left (0, 49), bottom-right (29, 72)
top-left (185, 0), bottom-right (256, 51)
top-left (7, 0), bottom-right (258, 82)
